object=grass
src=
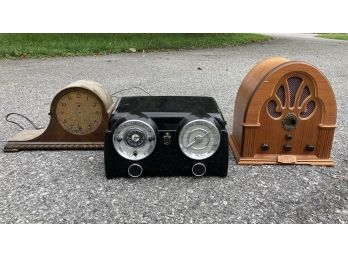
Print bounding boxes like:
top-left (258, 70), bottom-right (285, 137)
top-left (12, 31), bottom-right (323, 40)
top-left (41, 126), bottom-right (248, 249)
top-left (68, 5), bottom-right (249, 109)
top-left (317, 33), bottom-right (348, 40)
top-left (0, 33), bottom-right (271, 59)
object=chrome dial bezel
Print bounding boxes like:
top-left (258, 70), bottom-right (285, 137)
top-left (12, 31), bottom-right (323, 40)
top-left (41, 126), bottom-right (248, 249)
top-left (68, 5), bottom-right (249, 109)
top-left (178, 119), bottom-right (220, 160)
top-left (112, 119), bottom-right (156, 161)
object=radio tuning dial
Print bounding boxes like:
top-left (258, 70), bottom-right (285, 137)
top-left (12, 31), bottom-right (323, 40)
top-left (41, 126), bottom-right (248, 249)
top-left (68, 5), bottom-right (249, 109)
top-left (179, 119), bottom-right (220, 160)
top-left (113, 119), bottom-right (157, 161)
top-left (283, 113), bottom-right (298, 131)
top-left (125, 128), bottom-right (146, 147)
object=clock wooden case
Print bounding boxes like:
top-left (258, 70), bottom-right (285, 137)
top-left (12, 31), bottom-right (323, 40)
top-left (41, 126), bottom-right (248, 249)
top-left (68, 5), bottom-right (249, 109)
top-left (229, 57), bottom-right (337, 166)
top-left (4, 80), bottom-right (114, 152)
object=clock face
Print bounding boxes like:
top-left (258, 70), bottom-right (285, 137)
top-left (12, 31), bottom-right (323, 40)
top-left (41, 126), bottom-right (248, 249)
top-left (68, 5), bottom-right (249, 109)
top-left (56, 90), bottom-right (103, 135)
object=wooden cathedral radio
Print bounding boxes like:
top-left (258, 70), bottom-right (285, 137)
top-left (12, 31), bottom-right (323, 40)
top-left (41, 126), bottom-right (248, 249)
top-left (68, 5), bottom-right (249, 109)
top-left (229, 57), bottom-right (337, 166)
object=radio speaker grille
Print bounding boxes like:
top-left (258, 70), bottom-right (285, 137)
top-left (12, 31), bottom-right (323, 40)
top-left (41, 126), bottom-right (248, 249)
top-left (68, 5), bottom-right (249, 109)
top-left (267, 100), bottom-right (281, 118)
top-left (300, 101), bottom-right (316, 118)
top-left (276, 85), bottom-right (286, 106)
top-left (299, 86), bottom-right (311, 106)
top-left (287, 76), bottom-right (303, 107)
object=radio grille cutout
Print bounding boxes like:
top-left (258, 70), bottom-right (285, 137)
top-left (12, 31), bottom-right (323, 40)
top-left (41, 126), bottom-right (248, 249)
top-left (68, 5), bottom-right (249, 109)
top-left (287, 76), bottom-right (303, 107)
top-left (299, 86), bottom-right (311, 106)
top-left (267, 100), bottom-right (281, 118)
top-left (300, 100), bottom-right (316, 118)
top-left (276, 85), bottom-right (286, 106)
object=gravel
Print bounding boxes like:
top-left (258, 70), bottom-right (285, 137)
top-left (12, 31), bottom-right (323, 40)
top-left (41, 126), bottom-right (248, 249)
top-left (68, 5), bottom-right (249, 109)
top-left (0, 34), bottom-right (347, 223)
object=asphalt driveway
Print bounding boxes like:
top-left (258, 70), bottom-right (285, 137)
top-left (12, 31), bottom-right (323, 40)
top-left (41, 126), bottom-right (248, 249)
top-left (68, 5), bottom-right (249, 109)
top-left (0, 34), bottom-right (347, 223)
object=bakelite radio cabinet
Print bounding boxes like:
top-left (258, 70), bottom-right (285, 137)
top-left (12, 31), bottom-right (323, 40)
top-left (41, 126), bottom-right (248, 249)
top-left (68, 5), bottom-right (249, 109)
top-left (229, 57), bottom-right (337, 166)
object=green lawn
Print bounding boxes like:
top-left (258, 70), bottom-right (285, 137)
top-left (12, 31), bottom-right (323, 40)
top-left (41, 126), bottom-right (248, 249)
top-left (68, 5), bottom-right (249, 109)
top-left (0, 33), bottom-right (270, 59)
top-left (317, 33), bottom-right (348, 40)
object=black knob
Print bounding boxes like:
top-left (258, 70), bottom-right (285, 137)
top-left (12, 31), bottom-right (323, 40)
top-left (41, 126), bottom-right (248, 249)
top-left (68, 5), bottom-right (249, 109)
top-left (283, 144), bottom-right (292, 152)
top-left (261, 143), bottom-right (269, 151)
top-left (285, 134), bottom-right (293, 140)
top-left (128, 164), bottom-right (143, 178)
top-left (192, 163), bottom-right (206, 177)
top-left (306, 145), bottom-right (315, 151)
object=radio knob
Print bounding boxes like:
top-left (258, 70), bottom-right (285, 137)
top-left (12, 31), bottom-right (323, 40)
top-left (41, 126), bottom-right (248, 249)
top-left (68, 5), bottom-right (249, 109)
top-left (128, 164), bottom-right (143, 178)
top-left (306, 145), bottom-right (315, 151)
top-left (283, 144), bottom-right (292, 152)
top-left (285, 134), bottom-right (293, 140)
top-left (261, 143), bottom-right (269, 151)
top-left (192, 163), bottom-right (206, 177)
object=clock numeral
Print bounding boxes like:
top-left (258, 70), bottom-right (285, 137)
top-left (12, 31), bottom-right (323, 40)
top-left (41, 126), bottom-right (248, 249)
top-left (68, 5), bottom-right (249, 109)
top-left (93, 102), bottom-right (97, 107)
top-left (61, 102), bottom-right (67, 107)
top-left (68, 95), bottom-right (72, 100)
top-left (76, 93), bottom-right (81, 98)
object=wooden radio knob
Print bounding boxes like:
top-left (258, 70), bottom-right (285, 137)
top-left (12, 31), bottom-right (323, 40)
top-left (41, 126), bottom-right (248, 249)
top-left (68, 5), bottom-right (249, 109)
top-left (261, 143), bottom-right (270, 151)
top-left (306, 145), bottom-right (315, 152)
top-left (283, 144), bottom-right (292, 152)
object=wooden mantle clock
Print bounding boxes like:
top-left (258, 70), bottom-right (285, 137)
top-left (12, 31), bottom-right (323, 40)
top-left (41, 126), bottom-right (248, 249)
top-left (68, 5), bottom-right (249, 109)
top-left (4, 80), bottom-right (114, 152)
top-left (229, 57), bottom-right (337, 166)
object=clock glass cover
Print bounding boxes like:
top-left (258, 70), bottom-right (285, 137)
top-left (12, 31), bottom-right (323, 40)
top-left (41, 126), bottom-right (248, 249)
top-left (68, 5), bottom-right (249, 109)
top-left (56, 90), bottom-right (103, 135)
top-left (112, 119), bottom-right (157, 161)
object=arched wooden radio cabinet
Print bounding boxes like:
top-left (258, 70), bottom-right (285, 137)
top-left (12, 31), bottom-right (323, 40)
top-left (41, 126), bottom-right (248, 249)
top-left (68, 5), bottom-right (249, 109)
top-left (229, 57), bottom-right (337, 166)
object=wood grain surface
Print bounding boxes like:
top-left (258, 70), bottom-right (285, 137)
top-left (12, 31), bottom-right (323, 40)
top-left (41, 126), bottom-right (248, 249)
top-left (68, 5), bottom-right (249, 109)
top-left (229, 57), bottom-right (337, 166)
top-left (4, 80), bottom-right (114, 152)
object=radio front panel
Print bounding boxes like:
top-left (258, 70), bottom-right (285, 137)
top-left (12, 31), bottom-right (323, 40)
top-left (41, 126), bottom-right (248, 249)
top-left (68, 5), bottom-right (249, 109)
top-left (104, 96), bottom-right (229, 178)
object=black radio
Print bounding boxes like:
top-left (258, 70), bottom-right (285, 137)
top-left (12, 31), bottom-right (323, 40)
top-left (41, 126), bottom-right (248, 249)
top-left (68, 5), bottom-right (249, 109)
top-left (104, 96), bottom-right (229, 178)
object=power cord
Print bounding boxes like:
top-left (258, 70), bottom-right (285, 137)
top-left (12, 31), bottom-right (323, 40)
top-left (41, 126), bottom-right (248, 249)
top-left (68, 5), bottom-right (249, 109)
top-left (5, 112), bottom-right (43, 130)
top-left (111, 86), bottom-right (151, 97)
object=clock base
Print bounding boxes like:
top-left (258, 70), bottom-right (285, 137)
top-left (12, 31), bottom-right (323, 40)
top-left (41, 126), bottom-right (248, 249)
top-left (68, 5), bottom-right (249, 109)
top-left (3, 129), bottom-right (104, 152)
